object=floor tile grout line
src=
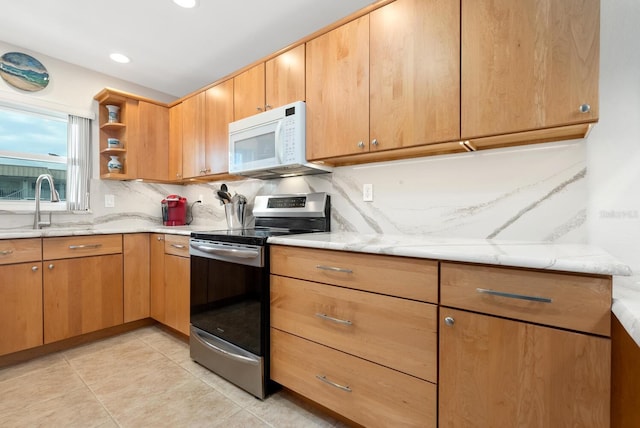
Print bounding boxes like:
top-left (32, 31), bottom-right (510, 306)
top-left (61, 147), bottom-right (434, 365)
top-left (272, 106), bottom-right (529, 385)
top-left (63, 348), bottom-right (127, 428)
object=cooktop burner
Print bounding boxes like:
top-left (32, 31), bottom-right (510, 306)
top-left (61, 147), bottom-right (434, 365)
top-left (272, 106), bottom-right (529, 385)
top-left (190, 227), bottom-right (306, 246)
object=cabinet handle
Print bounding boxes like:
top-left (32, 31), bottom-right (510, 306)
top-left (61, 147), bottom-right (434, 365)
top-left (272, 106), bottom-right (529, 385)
top-left (199, 168), bottom-right (211, 174)
top-left (476, 288), bottom-right (552, 303)
top-left (0, 250), bottom-right (13, 256)
top-left (315, 375), bottom-right (352, 393)
top-left (32, 266), bottom-right (39, 272)
top-left (579, 103), bottom-right (591, 113)
top-left (265, 104), bottom-right (272, 110)
top-left (315, 313), bottom-right (353, 326)
top-left (444, 316), bottom-right (455, 326)
top-left (69, 244), bottom-right (102, 250)
top-left (316, 265), bottom-right (353, 274)
top-left (171, 244), bottom-right (186, 249)
top-left (256, 107), bottom-right (263, 112)
top-left (157, 236), bottom-right (164, 241)
top-left (357, 141), bottom-right (365, 149)
top-left (48, 264), bottom-right (54, 270)
top-left (371, 138), bottom-right (378, 146)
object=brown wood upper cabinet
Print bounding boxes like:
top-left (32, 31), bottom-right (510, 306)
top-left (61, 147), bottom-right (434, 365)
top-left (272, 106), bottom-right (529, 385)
top-left (461, 0), bottom-right (600, 139)
top-left (94, 89), bottom-right (169, 181)
top-left (306, 0), bottom-right (460, 160)
top-left (180, 81), bottom-right (234, 179)
top-left (168, 103), bottom-right (183, 181)
top-left (234, 44), bottom-right (306, 121)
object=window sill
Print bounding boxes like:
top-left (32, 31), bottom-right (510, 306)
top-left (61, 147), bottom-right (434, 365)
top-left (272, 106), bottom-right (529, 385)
top-left (0, 201), bottom-right (75, 213)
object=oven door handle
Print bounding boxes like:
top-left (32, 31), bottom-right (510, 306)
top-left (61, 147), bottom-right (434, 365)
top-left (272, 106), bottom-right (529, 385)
top-left (190, 243), bottom-right (260, 259)
top-left (192, 329), bottom-right (260, 366)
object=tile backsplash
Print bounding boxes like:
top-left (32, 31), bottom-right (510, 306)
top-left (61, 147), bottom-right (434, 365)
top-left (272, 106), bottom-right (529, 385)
top-left (1, 139), bottom-right (587, 243)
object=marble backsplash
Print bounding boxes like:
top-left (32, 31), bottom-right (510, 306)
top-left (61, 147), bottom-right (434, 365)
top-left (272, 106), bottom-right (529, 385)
top-left (0, 140), bottom-right (587, 243)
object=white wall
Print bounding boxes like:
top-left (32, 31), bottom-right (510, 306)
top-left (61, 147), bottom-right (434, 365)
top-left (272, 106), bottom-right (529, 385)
top-left (587, 0), bottom-right (640, 272)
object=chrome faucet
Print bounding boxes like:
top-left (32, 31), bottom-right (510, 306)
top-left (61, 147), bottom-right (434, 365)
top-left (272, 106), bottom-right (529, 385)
top-left (33, 174), bottom-right (60, 229)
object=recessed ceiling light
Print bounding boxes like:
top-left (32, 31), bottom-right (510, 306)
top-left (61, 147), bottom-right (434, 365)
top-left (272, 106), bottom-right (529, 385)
top-left (173, 0), bottom-right (198, 8)
top-left (110, 53), bottom-right (131, 64)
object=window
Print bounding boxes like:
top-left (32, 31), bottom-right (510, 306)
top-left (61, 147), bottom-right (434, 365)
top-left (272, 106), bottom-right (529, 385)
top-left (0, 102), bottom-right (91, 211)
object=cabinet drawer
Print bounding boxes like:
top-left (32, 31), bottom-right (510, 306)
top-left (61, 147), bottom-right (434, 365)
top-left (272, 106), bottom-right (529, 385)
top-left (164, 235), bottom-right (190, 257)
top-left (271, 328), bottom-right (436, 428)
top-left (271, 275), bottom-right (437, 382)
top-left (0, 238), bottom-right (41, 265)
top-left (440, 262), bottom-right (612, 336)
top-left (43, 235), bottom-right (123, 260)
top-left (271, 245), bottom-right (438, 303)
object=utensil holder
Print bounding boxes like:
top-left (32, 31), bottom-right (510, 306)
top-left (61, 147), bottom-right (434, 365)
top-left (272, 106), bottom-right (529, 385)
top-left (225, 202), bottom-right (246, 229)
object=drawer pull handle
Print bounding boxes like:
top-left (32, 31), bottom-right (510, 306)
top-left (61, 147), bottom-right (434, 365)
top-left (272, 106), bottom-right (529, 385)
top-left (69, 244), bottom-right (102, 250)
top-left (316, 265), bottom-right (353, 274)
top-left (476, 288), bottom-right (552, 303)
top-left (0, 250), bottom-right (13, 255)
top-left (315, 313), bottom-right (353, 326)
top-left (171, 244), bottom-right (186, 249)
top-left (316, 375), bottom-right (352, 393)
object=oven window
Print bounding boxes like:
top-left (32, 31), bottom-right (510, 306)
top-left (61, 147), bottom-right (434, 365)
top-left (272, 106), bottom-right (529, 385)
top-left (190, 255), bottom-right (266, 356)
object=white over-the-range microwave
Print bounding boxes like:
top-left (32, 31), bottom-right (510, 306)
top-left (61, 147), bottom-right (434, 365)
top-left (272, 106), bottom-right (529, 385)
top-left (228, 101), bottom-right (332, 179)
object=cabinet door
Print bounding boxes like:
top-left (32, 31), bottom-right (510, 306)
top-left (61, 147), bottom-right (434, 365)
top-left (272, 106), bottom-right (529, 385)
top-left (168, 103), bottom-right (183, 181)
top-left (233, 63), bottom-right (265, 120)
top-left (43, 255), bottom-right (124, 344)
top-left (150, 234), bottom-right (166, 323)
top-left (439, 308), bottom-right (610, 427)
top-left (370, 0), bottom-right (459, 151)
top-left (137, 101), bottom-right (169, 181)
top-left (306, 15), bottom-right (369, 159)
top-left (164, 254), bottom-right (190, 335)
top-left (461, 0), bottom-right (599, 138)
top-left (0, 262), bottom-right (43, 355)
top-left (265, 44), bottom-right (305, 108)
top-left (181, 92), bottom-right (206, 178)
top-left (123, 233), bottom-right (150, 322)
top-left (205, 79), bottom-right (234, 175)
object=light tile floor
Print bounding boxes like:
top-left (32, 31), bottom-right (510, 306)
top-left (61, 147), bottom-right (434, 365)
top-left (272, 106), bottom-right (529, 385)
top-left (0, 326), bottom-right (346, 428)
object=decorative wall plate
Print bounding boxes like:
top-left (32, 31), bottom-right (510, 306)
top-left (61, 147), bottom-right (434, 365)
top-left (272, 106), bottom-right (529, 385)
top-left (0, 52), bottom-right (50, 92)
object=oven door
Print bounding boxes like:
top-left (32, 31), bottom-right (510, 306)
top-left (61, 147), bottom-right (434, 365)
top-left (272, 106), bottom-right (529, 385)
top-left (189, 239), bottom-right (267, 357)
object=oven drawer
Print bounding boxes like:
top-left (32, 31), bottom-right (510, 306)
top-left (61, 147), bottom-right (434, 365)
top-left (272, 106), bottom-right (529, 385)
top-left (271, 328), bottom-right (436, 428)
top-left (270, 275), bottom-right (437, 382)
top-left (0, 238), bottom-right (41, 265)
top-left (440, 262), bottom-right (612, 336)
top-left (270, 245), bottom-right (438, 303)
top-left (164, 235), bottom-right (189, 257)
top-left (43, 235), bottom-right (122, 260)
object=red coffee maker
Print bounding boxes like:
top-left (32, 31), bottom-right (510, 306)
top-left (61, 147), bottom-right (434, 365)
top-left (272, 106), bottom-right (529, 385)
top-left (161, 195), bottom-right (187, 226)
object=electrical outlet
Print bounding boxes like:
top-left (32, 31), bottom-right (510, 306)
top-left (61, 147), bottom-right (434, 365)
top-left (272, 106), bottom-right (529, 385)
top-left (104, 194), bottom-right (115, 208)
top-left (363, 183), bottom-right (373, 202)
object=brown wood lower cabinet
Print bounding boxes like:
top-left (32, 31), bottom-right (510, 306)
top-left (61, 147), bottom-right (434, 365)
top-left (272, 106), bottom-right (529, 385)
top-left (439, 308), bottom-right (610, 427)
top-left (270, 246), bottom-right (438, 427)
top-left (150, 234), bottom-right (190, 335)
top-left (271, 328), bottom-right (436, 428)
top-left (43, 254), bottom-right (124, 343)
top-left (0, 262), bottom-right (43, 355)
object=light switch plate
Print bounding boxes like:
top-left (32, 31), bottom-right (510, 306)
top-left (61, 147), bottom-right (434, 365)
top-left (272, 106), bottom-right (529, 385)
top-left (104, 194), bottom-right (115, 208)
top-left (363, 184), bottom-right (373, 202)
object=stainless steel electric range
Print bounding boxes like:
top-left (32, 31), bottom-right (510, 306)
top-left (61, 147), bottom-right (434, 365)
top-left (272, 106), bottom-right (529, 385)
top-left (188, 192), bottom-right (330, 399)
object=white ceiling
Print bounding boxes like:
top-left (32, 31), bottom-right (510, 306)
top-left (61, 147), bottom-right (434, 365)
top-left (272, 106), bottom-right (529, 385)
top-left (0, 0), bottom-right (377, 98)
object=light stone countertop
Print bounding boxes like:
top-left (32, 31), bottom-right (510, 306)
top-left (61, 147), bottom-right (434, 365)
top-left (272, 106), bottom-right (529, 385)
top-left (267, 232), bottom-right (632, 276)
top-left (613, 275), bottom-right (640, 347)
top-left (0, 225), bottom-right (214, 239)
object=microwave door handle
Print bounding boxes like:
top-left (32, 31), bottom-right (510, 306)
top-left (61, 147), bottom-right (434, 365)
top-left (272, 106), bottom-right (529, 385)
top-left (274, 120), bottom-right (283, 163)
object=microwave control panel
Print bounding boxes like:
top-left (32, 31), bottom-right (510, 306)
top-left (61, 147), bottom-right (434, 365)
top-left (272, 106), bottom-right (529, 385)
top-left (281, 116), bottom-right (303, 163)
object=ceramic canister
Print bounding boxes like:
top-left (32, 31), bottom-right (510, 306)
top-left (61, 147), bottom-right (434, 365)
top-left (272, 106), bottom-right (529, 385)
top-left (107, 138), bottom-right (122, 148)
